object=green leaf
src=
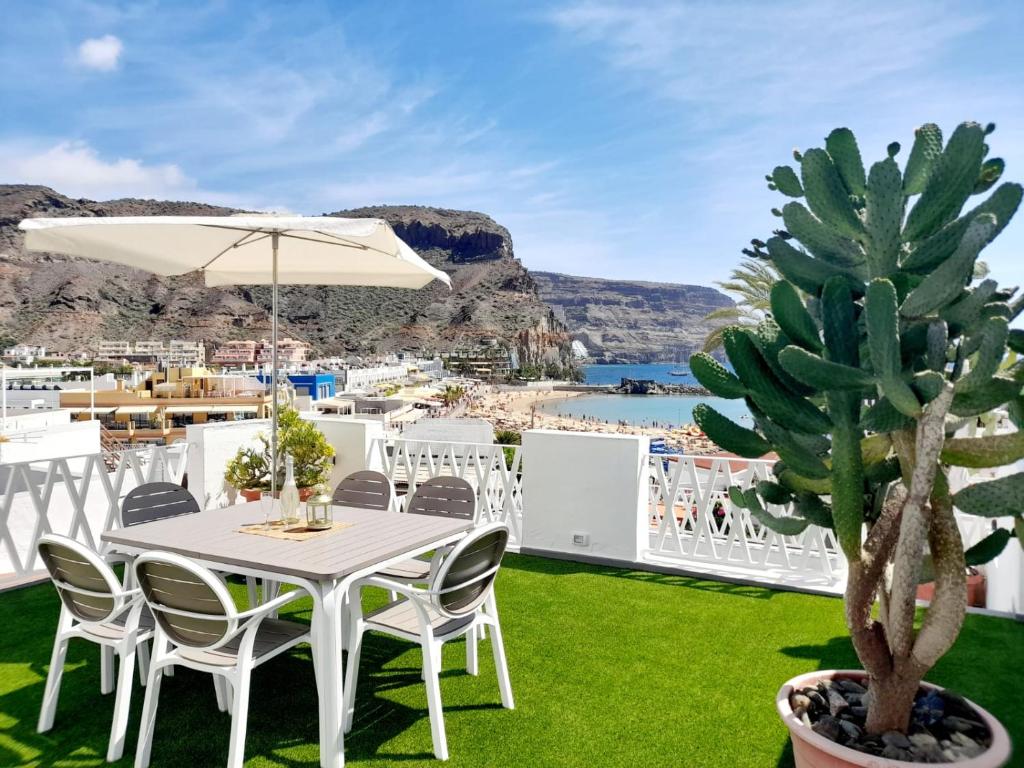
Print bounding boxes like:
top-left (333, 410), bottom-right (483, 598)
top-left (781, 202), bottom-right (865, 268)
top-left (955, 317), bottom-right (1009, 394)
top-left (904, 122), bottom-right (987, 241)
top-left (942, 431), bottom-right (1024, 468)
top-left (771, 165), bottom-right (804, 197)
top-left (766, 236), bottom-right (861, 294)
top-left (801, 148), bottom-right (866, 240)
top-left (950, 376), bottom-right (1021, 417)
top-left (903, 123), bottom-right (943, 196)
top-left (778, 345), bottom-right (874, 391)
top-left (692, 403), bottom-right (771, 458)
top-left (953, 472), bottom-right (1024, 517)
top-left (901, 214), bottom-right (996, 318)
top-left (770, 281), bottom-right (823, 351)
top-left (690, 353), bottom-right (746, 399)
top-left (965, 528), bottom-right (1012, 565)
top-left (724, 328), bottom-right (831, 434)
top-left (866, 279), bottom-right (921, 416)
top-left (864, 157), bottom-right (903, 277)
top-left (826, 127), bottom-right (867, 196)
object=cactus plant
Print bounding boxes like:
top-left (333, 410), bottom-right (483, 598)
top-left (693, 122), bottom-right (1023, 736)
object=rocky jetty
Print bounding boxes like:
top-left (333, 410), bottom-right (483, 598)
top-left (613, 378), bottom-right (710, 395)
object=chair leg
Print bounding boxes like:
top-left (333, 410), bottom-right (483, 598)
top-left (213, 675), bottom-right (228, 713)
top-left (137, 640), bottom-right (150, 686)
top-left (245, 576), bottom-right (259, 608)
top-left (342, 622), bottom-right (363, 733)
top-left (107, 643), bottom-right (137, 762)
top-left (466, 625), bottom-right (479, 676)
top-left (226, 666), bottom-right (252, 768)
top-left (134, 661), bottom-right (164, 768)
top-left (487, 611), bottom-right (514, 710)
top-left (37, 627), bottom-right (70, 732)
top-left (422, 636), bottom-right (448, 760)
top-left (100, 645), bottom-right (115, 694)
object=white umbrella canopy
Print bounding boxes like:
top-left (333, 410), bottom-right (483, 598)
top-left (18, 215), bottom-right (450, 287)
top-left (18, 214), bottom-right (452, 492)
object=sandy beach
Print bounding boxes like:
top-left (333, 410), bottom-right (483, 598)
top-left (464, 386), bottom-right (722, 454)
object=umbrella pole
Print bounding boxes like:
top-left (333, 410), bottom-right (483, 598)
top-left (271, 231), bottom-right (279, 496)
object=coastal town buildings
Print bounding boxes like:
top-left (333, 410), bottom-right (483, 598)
top-left (95, 339), bottom-right (206, 367)
top-left (58, 366), bottom-right (270, 444)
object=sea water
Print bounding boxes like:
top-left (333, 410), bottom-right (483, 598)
top-left (537, 363), bottom-right (750, 427)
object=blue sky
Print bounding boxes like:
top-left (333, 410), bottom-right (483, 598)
top-left (2, 0), bottom-right (1022, 288)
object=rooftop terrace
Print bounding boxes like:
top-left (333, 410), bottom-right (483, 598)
top-left (2, 554), bottom-right (1021, 767)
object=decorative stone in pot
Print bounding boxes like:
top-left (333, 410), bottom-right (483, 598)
top-left (777, 670), bottom-right (1011, 768)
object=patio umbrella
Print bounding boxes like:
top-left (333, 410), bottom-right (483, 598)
top-left (18, 214), bottom-right (451, 492)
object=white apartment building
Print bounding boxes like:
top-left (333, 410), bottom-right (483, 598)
top-left (342, 364), bottom-right (409, 392)
top-left (94, 340), bottom-right (206, 366)
top-left (2, 344), bottom-right (47, 364)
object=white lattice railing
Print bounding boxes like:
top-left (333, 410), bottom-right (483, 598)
top-left (370, 438), bottom-right (523, 547)
top-left (645, 454), bottom-right (846, 582)
top-left (0, 443), bottom-right (189, 579)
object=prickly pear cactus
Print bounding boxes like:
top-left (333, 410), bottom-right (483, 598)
top-left (689, 122), bottom-right (1024, 733)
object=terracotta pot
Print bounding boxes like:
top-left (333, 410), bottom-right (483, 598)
top-left (777, 670), bottom-right (1012, 768)
top-left (917, 572), bottom-right (986, 608)
top-left (238, 487), bottom-right (316, 503)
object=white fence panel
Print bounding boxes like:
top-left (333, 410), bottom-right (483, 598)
top-left (0, 443), bottom-right (188, 579)
top-left (645, 454), bottom-right (846, 583)
top-left (370, 438), bottom-right (523, 546)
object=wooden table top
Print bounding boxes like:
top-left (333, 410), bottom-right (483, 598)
top-left (101, 503), bottom-right (472, 582)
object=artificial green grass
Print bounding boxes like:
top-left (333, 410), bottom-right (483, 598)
top-left (0, 555), bottom-right (1020, 767)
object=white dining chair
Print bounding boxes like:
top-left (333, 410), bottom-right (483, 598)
top-left (343, 522), bottom-right (514, 761)
top-left (132, 551), bottom-right (311, 768)
top-left (36, 534), bottom-right (154, 763)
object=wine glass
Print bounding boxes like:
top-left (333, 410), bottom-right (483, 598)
top-left (260, 491), bottom-right (274, 530)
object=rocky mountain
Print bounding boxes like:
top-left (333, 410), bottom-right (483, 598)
top-left (532, 272), bottom-right (733, 363)
top-left (0, 186), bottom-right (571, 365)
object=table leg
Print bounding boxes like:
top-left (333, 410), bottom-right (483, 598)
top-left (316, 580), bottom-right (344, 768)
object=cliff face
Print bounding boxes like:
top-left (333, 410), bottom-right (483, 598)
top-left (532, 271), bottom-right (733, 363)
top-left (0, 186), bottom-right (571, 365)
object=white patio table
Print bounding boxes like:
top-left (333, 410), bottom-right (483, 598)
top-left (101, 502), bottom-right (472, 768)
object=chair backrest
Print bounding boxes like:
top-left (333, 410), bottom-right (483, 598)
top-left (122, 482), bottom-right (199, 527)
top-left (37, 534), bottom-right (122, 624)
top-left (431, 523), bottom-right (509, 618)
top-left (134, 552), bottom-right (235, 649)
top-left (406, 476), bottom-right (476, 520)
top-left (332, 470), bottom-right (394, 511)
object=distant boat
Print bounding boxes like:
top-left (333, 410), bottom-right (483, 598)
top-left (668, 369), bottom-right (689, 376)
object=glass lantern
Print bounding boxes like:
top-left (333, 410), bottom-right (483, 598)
top-left (305, 486), bottom-right (334, 530)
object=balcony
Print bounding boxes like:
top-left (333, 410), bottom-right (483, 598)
top-left (0, 423), bottom-right (1021, 766)
top-left (0, 553), bottom-right (1020, 767)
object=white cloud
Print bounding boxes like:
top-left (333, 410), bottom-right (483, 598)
top-left (0, 140), bottom-right (197, 200)
top-left (76, 34), bottom-right (123, 72)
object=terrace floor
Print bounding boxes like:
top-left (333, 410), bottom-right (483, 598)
top-left (1, 554), bottom-right (1021, 767)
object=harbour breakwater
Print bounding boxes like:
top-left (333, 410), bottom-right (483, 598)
top-left (554, 378), bottom-right (711, 396)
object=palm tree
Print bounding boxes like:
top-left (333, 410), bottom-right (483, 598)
top-left (701, 258), bottom-right (780, 352)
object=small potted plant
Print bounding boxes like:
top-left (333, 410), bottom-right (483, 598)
top-left (225, 406), bottom-right (335, 501)
top-left (691, 122), bottom-right (1020, 766)
top-left (224, 446), bottom-right (270, 502)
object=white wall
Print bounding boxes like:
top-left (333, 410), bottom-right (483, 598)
top-left (299, 414), bottom-right (385, 488)
top-left (0, 419), bottom-right (99, 464)
top-left (185, 420), bottom-right (268, 509)
top-left (185, 415), bottom-right (386, 509)
top-left (520, 429), bottom-right (649, 563)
